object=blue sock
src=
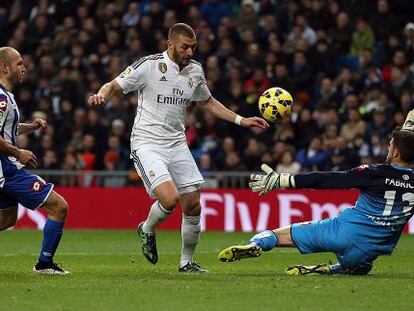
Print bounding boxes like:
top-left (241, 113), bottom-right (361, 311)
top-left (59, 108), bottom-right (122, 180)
top-left (247, 230), bottom-right (278, 251)
top-left (39, 219), bottom-right (64, 262)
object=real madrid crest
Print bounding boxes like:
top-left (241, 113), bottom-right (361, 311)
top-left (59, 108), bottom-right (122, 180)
top-left (158, 62), bottom-right (167, 73)
top-left (188, 77), bottom-right (193, 88)
top-left (119, 67), bottom-right (132, 78)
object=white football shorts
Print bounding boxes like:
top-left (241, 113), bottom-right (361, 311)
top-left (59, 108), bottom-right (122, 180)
top-left (131, 144), bottom-right (204, 198)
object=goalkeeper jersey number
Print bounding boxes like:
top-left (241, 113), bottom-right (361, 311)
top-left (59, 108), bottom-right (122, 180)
top-left (294, 164), bottom-right (414, 255)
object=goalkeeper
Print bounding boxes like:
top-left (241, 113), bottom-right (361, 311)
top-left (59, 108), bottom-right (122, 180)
top-left (219, 111), bottom-right (414, 275)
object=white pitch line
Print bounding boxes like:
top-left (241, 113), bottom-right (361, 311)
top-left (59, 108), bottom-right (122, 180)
top-left (0, 248), bottom-right (297, 257)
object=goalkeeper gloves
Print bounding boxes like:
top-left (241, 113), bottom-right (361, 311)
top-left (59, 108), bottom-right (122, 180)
top-left (249, 164), bottom-right (294, 196)
top-left (402, 109), bottom-right (414, 132)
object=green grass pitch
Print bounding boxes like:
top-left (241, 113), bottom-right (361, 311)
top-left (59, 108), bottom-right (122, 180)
top-left (1, 230), bottom-right (414, 311)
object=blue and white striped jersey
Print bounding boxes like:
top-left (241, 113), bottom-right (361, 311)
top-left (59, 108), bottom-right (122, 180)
top-left (0, 84), bottom-right (23, 187)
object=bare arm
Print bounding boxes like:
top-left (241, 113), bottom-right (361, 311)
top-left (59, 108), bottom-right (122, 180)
top-left (0, 136), bottom-right (37, 168)
top-left (199, 96), bottom-right (269, 129)
top-left (88, 80), bottom-right (123, 106)
top-left (19, 117), bottom-right (47, 135)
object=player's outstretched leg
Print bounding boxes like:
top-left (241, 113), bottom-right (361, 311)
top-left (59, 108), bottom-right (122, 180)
top-left (286, 245), bottom-right (376, 276)
top-left (137, 221), bottom-right (158, 264)
top-left (218, 230), bottom-right (277, 262)
top-left (286, 263), bottom-right (332, 276)
top-left (218, 244), bottom-right (263, 262)
top-left (33, 191), bottom-right (70, 275)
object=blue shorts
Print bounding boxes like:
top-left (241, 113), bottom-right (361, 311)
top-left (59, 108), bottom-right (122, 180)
top-left (291, 217), bottom-right (377, 272)
top-left (0, 169), bottom-right (53, 210)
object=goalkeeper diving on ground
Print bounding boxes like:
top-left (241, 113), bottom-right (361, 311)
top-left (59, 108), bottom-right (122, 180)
top-left (219, 110), bottom-right (414, 275)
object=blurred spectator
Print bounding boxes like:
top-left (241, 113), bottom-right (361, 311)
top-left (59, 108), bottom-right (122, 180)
top-left (216, 136), bottom-right (236, 170)
top-left (295, 136), bottom-right (327, 171)
top-left (276, 149), bottom-right (301, 174)
top-left (60, 150), bottom-right (80, 187)
top-left (352, 135), bottom-right (370, 159)
top-left (237, 0), bottom-right (258, 32)
top-left (369, 133), bottom-right (388, 162)
top-left (270, 63), bottom-right (294, 93)
top-left (340, 109), bottom-right (367, 143)
top-left (243, 137), bottom-right (265, 171)
top-left (290, 50), bottom-right (312, 93)
top-left (200, 0), bottom-right (232, 30)
top-left (199, 153), bottom-right (214, 175)
top-left (365, 108), bottom-right (391, 141)
top-left (292, 108), bottom-right (319, 149)
top-left (329, 11), bottom-right (352, 55)
top-left (369, 0), bottom-right (398, 43)
top-left (325, 136), bottom-right (359, 170)
top-left (314, 77), bottom-right (338, 110)
top-left (308, 39), bottom-right (337, 77)
top-left (122, 2), bottom-right (140, 28)
top-left (186, 111), bottom-right (201, 151)
top-left (78, 134), bottom-right (98, 187)
top-left (40, 150), bottom-right (60, 185)
top-left (271, 141), bottom-right (287, 164)
top-left (85, 109), bottom-right (108, 150)
top-left (295, 15), bottom-right (317, 46)
top-left (333, 67), bottom-right (358, 103)
top-left (350, 19), bottom-right (375, 57)
top-left (110, 118), bottom-right (129, 147)
top-left (224, 151), bottom-right (247, 172)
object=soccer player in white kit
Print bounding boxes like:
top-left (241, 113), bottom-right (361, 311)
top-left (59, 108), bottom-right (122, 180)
top-left (88, 23), bottom-right (269, 272)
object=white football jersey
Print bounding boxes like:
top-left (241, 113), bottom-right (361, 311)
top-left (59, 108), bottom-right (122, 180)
top-left (115, 51), bottom-right (211, 150)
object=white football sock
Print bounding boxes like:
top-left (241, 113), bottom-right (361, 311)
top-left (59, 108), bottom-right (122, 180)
top-left (180, 214), bottom-right (201, 267)
top-left (142, 201), bottom-right (172, 233)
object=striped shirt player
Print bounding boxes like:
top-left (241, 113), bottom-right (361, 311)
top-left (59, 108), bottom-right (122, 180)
top-left (0, 85), bottom-right (53, 210)
top-left (89, 23), bottom-right (269, 272)
top-left (0, 46), bottom-right (69, 275)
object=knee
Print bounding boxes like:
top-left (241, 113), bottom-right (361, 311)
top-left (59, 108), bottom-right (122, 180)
top-left (160, 194), bottom-right (179, 211)
top-left (0, 216), bottom-right (17, 231)
top-left (183, 201), bottom-right (201, 216)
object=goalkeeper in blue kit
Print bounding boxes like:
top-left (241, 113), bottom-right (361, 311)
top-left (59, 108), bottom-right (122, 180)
top-left (219, 111), bottom-right (414, 275)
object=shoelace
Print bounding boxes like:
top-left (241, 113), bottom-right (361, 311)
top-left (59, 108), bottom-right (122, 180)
top-left (190, 262), bottom-right (202, 270)
top-left (51, 262), bottom-right (65, 272)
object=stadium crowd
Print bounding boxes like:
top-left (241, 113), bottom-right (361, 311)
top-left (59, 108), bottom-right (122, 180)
top-left (1, 0), bottom-right (414, 187)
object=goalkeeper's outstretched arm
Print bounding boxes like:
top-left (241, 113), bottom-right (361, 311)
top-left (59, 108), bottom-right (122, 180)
top-left (292, 170), bottom-right (370, 189)
top-left (249, 164), bottom-right (372, 195)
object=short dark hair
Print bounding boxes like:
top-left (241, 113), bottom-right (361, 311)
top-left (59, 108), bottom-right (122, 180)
top-left (168, 23), bottom-right (195, 40)
top-left (392, 128), bottom-right (414, 163)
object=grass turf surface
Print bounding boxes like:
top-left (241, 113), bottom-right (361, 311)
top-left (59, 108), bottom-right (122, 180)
top-left (1, 230), bottom-right (414, 311)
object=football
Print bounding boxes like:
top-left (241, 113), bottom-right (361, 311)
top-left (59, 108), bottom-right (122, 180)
top-left (258, 87), bottom-right (293, 122)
